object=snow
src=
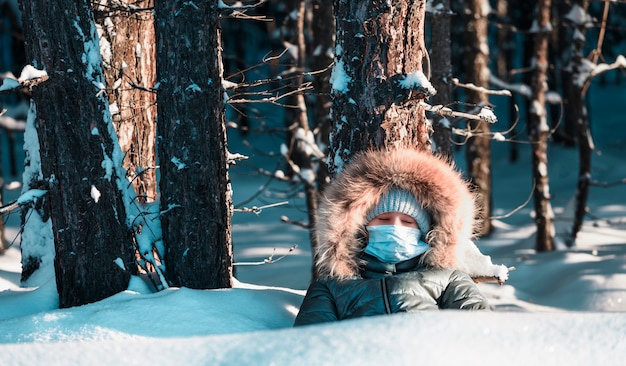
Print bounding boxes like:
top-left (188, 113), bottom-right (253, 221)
top-left (170, 156), bottom-right (187, 170)
top-left (90, 185), bottom-right (101, 203)
top-left (16, 65), bottom-right (47, 83)
top-left (477, 106), bottom-right (497, 123)
top-left (330, 58), bottom-right (351, 93)
top-left (15, 189), bottom-right (47, 205)
top-left (565, 4), bottom-right (593, 27)
top-left (398, 70), bottom-right (437, 96)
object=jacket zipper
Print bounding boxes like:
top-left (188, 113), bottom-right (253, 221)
top-left (380, 278), bottom-right (392, 314)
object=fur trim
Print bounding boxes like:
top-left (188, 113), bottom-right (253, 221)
top-left (314, 149), bottom-right (479, 278)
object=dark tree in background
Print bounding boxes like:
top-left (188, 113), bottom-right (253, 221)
top-left (463, 0), bottom-right (493, 236)
top-left (154, 0), bottom-right (233, 289)
top-left (330, 0), bottom-right (432, 175)
top-left (429, 0), bottom-right (454, 161)
top-left (281, 0), bottom-right (323, 269)
top-left (529, 0), bottom-right (555, 252)
top-left (20, 0), bottom-right (135, 308)
top-left (311, 0), bottom-right (334, 190)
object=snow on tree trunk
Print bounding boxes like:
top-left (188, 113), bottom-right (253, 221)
top-left (329, 0), bottom-right (432, 175)
top-left (20, 0), bottom-right (135, 308)
top-left (529, 0), bottom-right (556, 252)
top-left (19, 101), bottom-right (54, 287)
top-left (155, 0), bottom-right (233, 289)
top-left (463, 0), bottom-right (492, 236)
top-left (93, 1), bottom-right (165, 288)
top-left (95, 1), bottom-right (158, 204)
top-left (429, 0), bottom-right (453, 161)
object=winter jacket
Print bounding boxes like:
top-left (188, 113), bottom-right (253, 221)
top-left (294, 254), bottom-right (488, 326)
top-left (294, 148), bottom-right (492, 326)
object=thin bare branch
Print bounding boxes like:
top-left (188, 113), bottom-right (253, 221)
top-left (0, 200), bottom-right (20, 216)
top-left (234, 201), bottom-right (289, 215)
top-left (233, 244), bottom-right (298, 266)
top-left (452, 77), bottom-right (512, 96)
top-left (490, 181), bottom-right (536, 220)
top-left (590, 0), bottom-right (611, 65)
top-left (419, 100), bottom-right (498, 123)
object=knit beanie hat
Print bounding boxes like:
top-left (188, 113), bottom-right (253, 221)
top-left (366, 188), bottom-right (431, 234)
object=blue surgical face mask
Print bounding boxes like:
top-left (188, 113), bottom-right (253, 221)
top-left (364, 225), bottom-right (429, 263)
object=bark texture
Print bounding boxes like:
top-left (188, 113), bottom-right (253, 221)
top-left (564, 0), bottom-right (592, 246)
top-left (429, 0), bottom-right (453, 161)
top-left (463, 0), bottom-right (492, 236)
top-left (95, 1), bottom-right (157, 203)
top-left (329, 0), bottom-right (431, 175)
top-left (311, 0), bottom-right (334, 190)
top-left (155, 0), bottom-right (233, 288)
top-left (529, 0), bottom-right (555, 251)
top-left (20, 0), bottom-right (134, 308)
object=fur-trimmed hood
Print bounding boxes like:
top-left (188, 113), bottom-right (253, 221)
top-left (315, 148), bottom-right (508, 282)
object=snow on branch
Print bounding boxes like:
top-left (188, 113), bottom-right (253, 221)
top-left (0, 189), bottom-right (48, 216)
top-left (397, 71), bottom-right (437, 96)
top-left (227, 151), bottom-right (249, 166)
top-left (582, 55), bottom-right (626, 94)
top-left (452, 78), bottom-right (512, 97)
top-left (218, 0), bottom-right (268, 10)
top-left (489, 73), bottom-right (562, 104)
top-left (0, 65), bottom-right (48, 95)
top-left (218, 0), bottom-right (272, 21)
top-left (419, 101), bottom-right (498, 124)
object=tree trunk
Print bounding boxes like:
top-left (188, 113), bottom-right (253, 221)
top-left (311, 0), bottom-right (334, 190)
top-left (495, 0), bottom-right (519, 162)
top-left (155, 0), bottom-right (233, 289)
top-left (463, 0), bottom-right (492, 236)
top-left (565, 0), bottom-right (592, 246)
top-left (549, 0), bottom-right (574, 146)
top-left (529, 0), bottom-right (555, 252)
top-left (293, 1), bottom-right (320, 269)
top-left (94, 1), bottom-right (158, 203)
top-left (430, 0), bottom-right (453, 161)
top-left (329, 0), bottom-right (431, 175)
top-left (20, 0), bottom-right (134, 308)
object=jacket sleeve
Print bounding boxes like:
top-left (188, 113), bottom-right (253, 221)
top-left (294, 280), bottom-right (339, 326)
top-left (440, 270), bottom-right (489, 310)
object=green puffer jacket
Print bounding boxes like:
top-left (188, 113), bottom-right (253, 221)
top-left (294, 254), bottom-right (488, 326)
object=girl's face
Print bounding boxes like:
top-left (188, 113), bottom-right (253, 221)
top-left (367, 212), bottom-right (418, 229)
